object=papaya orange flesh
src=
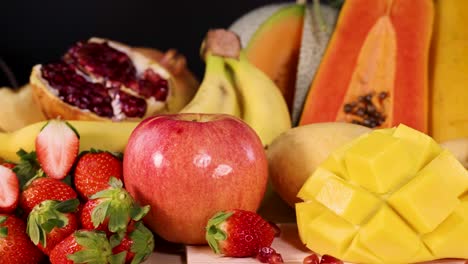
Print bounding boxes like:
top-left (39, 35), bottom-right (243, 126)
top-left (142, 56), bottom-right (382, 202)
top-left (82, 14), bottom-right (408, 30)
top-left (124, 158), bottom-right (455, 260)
top-left (246, 4), bottom-right (305, 112)
top-left (299, 0), bottom-right (433, 133)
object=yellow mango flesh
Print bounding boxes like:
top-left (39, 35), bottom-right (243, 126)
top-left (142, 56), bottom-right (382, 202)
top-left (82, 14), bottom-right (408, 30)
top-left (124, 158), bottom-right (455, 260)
top-left (296, 124), bottom-right (468, 263)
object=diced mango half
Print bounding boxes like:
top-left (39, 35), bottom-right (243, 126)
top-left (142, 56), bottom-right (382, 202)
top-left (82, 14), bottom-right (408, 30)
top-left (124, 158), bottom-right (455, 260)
top-left (344, 131), bottom-right (414, 194)
top-left (296, 124), bottom-right (468, 263)
top-left (389, 150), bottom-right (468, 234)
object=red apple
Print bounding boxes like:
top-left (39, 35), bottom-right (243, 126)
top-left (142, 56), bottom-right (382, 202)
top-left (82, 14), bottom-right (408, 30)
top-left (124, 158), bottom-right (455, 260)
top-left (123, 113), bottom-right (268, 244)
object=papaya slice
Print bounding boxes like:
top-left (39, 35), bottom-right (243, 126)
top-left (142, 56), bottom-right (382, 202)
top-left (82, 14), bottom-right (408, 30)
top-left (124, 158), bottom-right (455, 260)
top-left (299, 0), bottom-right (433, 133)
top-left (245, 3), bottom-right (305, 112)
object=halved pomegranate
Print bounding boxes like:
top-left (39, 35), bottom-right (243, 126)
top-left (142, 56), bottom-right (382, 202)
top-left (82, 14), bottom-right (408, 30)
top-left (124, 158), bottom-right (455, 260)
top-left (30, 37), bottom-right (198, 121)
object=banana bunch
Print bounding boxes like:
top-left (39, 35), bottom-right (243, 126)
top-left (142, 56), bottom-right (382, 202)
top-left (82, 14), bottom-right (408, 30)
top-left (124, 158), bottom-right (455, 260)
top-left (180, 30), bottom-right (292, 147)
top-left (0, 85), bottom-right (46, 132)
top-left (0, 120), bottom-right (138, 163)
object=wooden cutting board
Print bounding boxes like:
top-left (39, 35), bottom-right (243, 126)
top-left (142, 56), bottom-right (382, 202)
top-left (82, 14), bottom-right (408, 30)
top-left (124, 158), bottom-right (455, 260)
top-left (184, 224), bottom-right (466, 264)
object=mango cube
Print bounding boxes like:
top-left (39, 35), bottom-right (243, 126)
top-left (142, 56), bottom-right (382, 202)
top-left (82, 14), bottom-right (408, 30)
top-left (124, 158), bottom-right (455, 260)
top-left (297, 167), bottom-right (341, 201)
top-left (392, 124), bottom-right (442, 173)
top-left (344, 131), bottom-right (414, 194)
top-left (359, 205), bottom-right (427, 263)
top-left (314, 177), bottom-right (381, 225)
top-left (388, 150), bottom-right (468, 234)
top-left (295, 201), bottom-right (326, 243)
top-left (343, 234), bottom-right (383, 264)
top-left (422, 199), bottom-right (468, 259)
top-left (304, 210), bottom-right (357, 257)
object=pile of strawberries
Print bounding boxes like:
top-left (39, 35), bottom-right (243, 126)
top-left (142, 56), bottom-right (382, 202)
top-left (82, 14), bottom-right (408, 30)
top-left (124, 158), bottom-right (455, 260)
top-left (0, 120), bottom-right (154, 264)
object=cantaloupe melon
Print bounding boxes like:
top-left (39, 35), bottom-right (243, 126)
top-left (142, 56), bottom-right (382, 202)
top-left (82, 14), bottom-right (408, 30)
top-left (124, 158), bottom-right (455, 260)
top-left (230, 3), bottom-right (338, 124)
top-left (296, 124), bottom-right (468, 263)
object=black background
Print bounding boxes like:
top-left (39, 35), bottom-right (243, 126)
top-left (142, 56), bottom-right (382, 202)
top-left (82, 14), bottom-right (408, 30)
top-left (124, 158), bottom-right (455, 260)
top-left (0, 0), bottom-right (293, 88)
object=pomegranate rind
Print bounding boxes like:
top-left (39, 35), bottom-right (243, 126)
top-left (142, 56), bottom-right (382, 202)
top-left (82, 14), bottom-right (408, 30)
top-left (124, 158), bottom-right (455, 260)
top-left (134, 47), bottom-right (199, 112)
top-left (29, 38), bottom-right (195, 121)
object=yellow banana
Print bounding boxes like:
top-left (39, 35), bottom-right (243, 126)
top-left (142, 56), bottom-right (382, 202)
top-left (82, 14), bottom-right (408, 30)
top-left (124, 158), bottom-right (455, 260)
top-left (0, 85), bottom-right (46, 132)
top-left (0, 120), bottom-right (138, 162)
top-left (225, 52), bottom-right (292, 146)
top-left (179, 53), bottom-right (241, 117)
top-left (430, 0), bottom-right (468, 142)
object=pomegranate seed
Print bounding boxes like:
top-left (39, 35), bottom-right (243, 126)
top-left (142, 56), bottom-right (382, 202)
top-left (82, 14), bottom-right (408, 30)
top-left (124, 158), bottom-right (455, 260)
top-left (303, 253), bottom-right (320, 264)
top-left (320, 254), bottom-right (343, 264)
top-left (257, 247), bottom-right (276, 263)
top-left (268, 253), bottom-right (284, 264)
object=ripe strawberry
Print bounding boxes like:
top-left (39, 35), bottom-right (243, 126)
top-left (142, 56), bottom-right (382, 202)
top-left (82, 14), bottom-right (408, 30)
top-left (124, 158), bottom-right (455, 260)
top-left (35, 120), bottom-right (79, 180)
top-left (205, 209), bottom-right (276, 257)
top-left (111, 221), bottom-right (155, 264)
top-left (1, 162), bottom-right (16, 169)
top-left (27, 199), bottom-right (79, 255)
top-left (80, 178), bottom-right (149, 234)
top-left (49, 230), bottom-right (121, 264)
top-left (0, 165), bottom-right (19, 213)
top-left (20, 177), bottom-right (78, 214)
top-left (73, 150), bottom-right (123, 200)
top-left (0, 214), bottom-right (44, 264)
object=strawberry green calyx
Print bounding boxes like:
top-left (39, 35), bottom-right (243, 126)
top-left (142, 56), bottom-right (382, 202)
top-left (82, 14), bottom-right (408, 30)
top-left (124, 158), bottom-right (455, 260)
top-left (27, 198), bottom-right (79, 247)
top-left (67, 230), bottom-right (122, 264)
top-left (129, 222), bottom-right (155, 264)
top-left (110, 222), bottom-right (155, 264)
top-left (90, 178), bottom-right (150, 233)
top-left (0, 215), bottom-right (8, 237)
top-left (13, 149), bottom-right (41, 189)
top-left (205, 211), bottom-right (234, 254)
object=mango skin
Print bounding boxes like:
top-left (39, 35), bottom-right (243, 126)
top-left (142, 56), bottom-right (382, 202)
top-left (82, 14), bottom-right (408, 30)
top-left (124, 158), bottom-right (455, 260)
top-left (267, 122), bottom-right (370, 207)
top-left (296, 124), bottom-right (468, 263)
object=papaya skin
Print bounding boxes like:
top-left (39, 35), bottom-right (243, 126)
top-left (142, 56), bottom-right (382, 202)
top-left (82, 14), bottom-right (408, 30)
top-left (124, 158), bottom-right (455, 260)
top-left (299, 0), bottom-right (433, 133)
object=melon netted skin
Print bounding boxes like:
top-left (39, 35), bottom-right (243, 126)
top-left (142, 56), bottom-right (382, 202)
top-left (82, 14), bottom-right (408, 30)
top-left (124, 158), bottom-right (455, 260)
top-left (296, 124), bottom-right (468, 263)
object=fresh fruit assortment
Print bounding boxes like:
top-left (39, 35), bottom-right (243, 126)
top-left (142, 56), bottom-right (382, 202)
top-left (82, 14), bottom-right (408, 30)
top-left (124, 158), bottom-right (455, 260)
top-left (296, 124), bottom-right (468, 263)
top-left (0, 0), bottom-right (467, 263)
top-left (0, 120), bottom-right (154, 263)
